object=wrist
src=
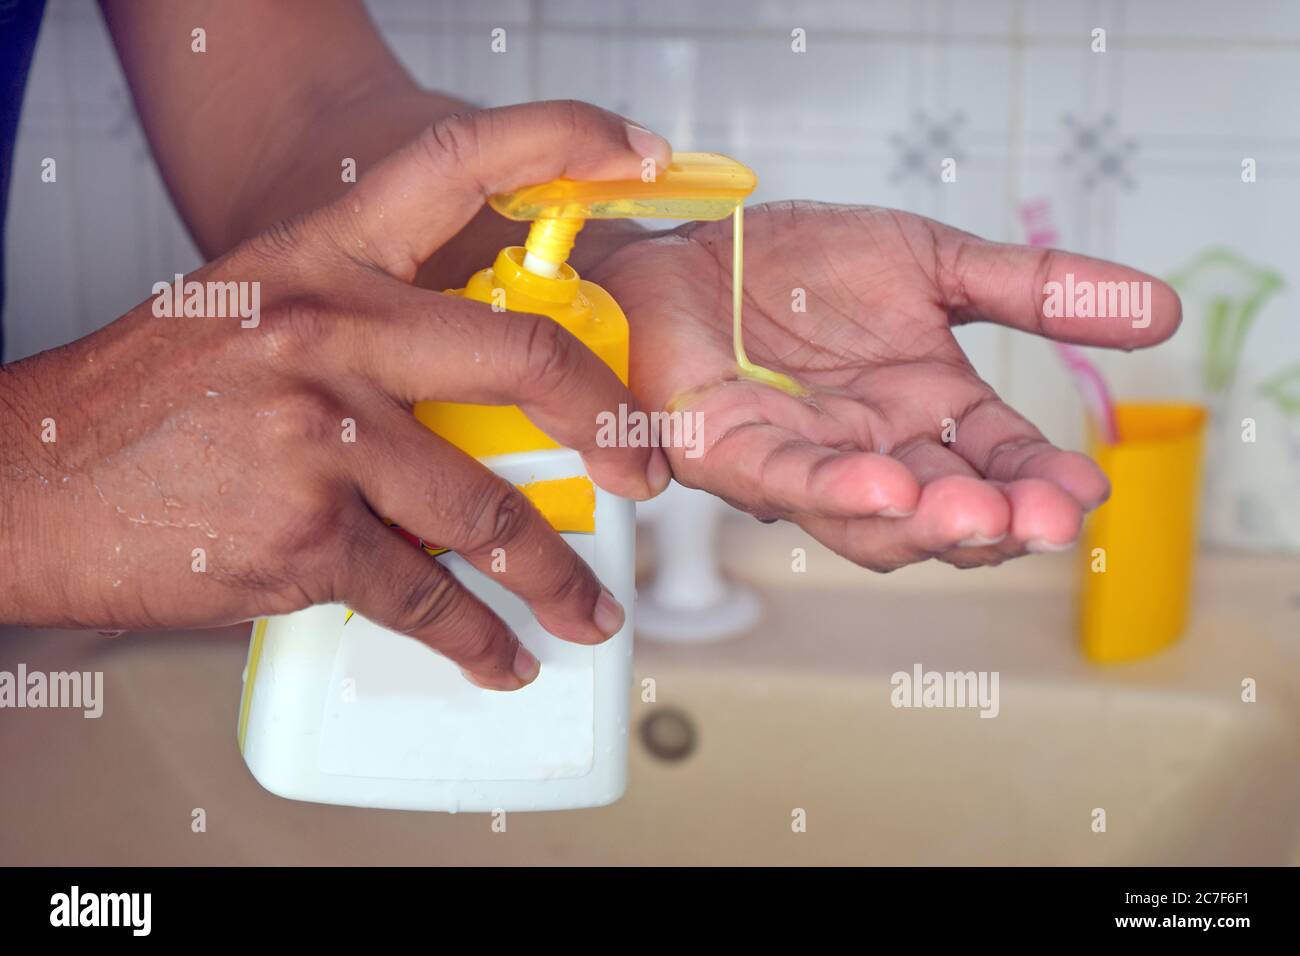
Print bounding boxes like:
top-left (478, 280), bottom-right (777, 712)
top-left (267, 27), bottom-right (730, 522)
top-left (0, 359), bottom-right (73, 625)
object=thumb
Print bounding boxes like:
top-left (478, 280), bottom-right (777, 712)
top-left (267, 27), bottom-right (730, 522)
top-left (324, 99), bottom-right (672, 281)
top-left (937, 226), bottom-right (1182, 349)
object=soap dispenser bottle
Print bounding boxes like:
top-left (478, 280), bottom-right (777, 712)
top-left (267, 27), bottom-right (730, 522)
top-left (237, 153), bottom-right (757, 812)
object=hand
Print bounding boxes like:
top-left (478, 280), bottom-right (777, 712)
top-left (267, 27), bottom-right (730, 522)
top-left (589, 201), bottom-right (1181, 571)
top-left (0, 101), bottom-right (673, 689)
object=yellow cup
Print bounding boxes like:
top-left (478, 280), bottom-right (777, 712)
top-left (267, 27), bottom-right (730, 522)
top-left (1078, 402), bottom-right (1208, 663)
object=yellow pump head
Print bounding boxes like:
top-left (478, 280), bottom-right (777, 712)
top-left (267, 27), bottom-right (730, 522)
top-left (489, 152), bottom-right (758, 276)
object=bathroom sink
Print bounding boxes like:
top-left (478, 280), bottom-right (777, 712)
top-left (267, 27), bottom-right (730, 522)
top-left (1, 519), bottom-right (1297, 865)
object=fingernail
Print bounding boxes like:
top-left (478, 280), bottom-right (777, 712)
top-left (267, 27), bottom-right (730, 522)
top-left (625, 122), bottom-right (672, 166)
top-left (593, 588), bottom-right (625, 637)
top-left (512, 643), bottom-right (541, 684)
top-left (957, 534), bottom-right (1005, 548)
top-left (646, 451), bottom-right (672, 497)
top-left (459, 668), bottom-right (493, 691)
top-left (877, 506), bottom-right (916, 518)
top-left (1026, 537), bottom-right (1075, 553)
top-left (1085, 483), bottom-right (1112, 511)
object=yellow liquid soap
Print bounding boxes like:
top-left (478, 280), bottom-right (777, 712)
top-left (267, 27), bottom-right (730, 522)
top-left (731, 204), bottom-right (807, 397)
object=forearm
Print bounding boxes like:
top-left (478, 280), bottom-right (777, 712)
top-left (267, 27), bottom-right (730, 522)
top-left (100, 0), bottom-right (647, 289)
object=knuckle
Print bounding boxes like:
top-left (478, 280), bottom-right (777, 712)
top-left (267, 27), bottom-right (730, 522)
top-left (392, 568), bottom-right (465, 635)
top-left (260, 295), bottom-right (342, 364)
top-left (444, 616), bottom-right (501, 667)
top-left (459, 478), bottom-right (532, 554)
top-left (551, 99), bottom-right (614, 142)
top-left (546, 554), bottom-right (595, 605)
top-left (421, 111), bottom-right (484, 174)
top-left (245, 212), bottom-right (313, 265)
top-left (1032, 248), bottom-right (1058, 309)
top-left (555, 98), bottom-right (586, 135)
top-left (260, 385), bottom-right (347, 445)
top-left (516, 314), bottom-right (580, 397)
top-left (259, 195), bottom-right (378, 274)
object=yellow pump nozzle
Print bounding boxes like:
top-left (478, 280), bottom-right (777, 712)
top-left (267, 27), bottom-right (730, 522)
top-left (499, 152), bottom-right (756, 279)
top-left (490, 152), bottom-right (758, 229)
top-left (522, 217), bottom-right (584, 278)
top-left (486, 152), bottom-right (806, 399)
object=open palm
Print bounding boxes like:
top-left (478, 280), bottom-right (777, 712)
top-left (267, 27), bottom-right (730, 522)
top-left (589, 201), bottom-right (1181, 570)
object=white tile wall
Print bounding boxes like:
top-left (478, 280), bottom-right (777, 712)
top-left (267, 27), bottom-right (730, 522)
top-left (5, 0), bottom-right (199, 361)
top-left (5, 0), bottom-right (1300, 472)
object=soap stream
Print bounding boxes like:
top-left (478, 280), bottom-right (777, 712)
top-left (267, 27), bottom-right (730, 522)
top-left (730, 204), bottom-right (808, 397)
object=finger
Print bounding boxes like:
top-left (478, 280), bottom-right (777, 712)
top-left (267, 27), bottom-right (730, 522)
top-left (934, 478), bottom-right (1084, 568)
top-left (800, 474), bottom-right (1011, 572)
top-left (324, 100), bottom-right (672, 280)
top-left (936, 226), bottom-right (1181, 348)
top-left (359, 286), bottom-right (667, 500)
top-left (888, 438), bottom-right (1012, 549)
top-left (353, 410), bottom-right (625, 648)
top-left (338, 512), bottom-right (537, 691)
top-left (678, 418), bottom-right (920, 519)
top-left (891, 435), bottom-right (981, 483)
top-left (948, 395), bottom-right (1111, 508)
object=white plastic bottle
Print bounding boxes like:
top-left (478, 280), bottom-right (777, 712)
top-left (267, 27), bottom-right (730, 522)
top-left (238, 447), bottom-right (635, 812)
top-left (237, 231), bottom-right (637, 812)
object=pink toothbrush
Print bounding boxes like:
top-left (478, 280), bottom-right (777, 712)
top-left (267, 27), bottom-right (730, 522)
top-left (1017, 200), bottom-right (1120, 444)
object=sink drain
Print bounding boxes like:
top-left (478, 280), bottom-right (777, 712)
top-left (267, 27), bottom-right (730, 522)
top-left (639, 707), bottom-right (697, 763)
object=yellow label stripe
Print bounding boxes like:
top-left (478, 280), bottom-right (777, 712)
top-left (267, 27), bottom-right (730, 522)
top-left (517, 476), bottom-right (596, 534)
